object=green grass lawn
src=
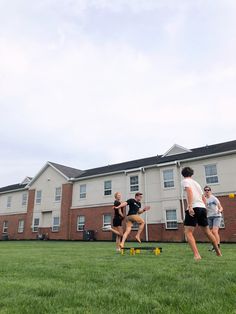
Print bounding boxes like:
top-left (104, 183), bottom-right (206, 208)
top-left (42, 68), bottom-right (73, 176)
top-left (0, 241), bottom-right (235, 314)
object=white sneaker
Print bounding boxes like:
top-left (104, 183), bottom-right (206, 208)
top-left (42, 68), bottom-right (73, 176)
top-left (102, 225), bottom-right (112, 231)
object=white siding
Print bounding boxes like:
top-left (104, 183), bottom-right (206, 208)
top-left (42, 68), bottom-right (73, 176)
top-left (0, 190), bottom-right (28, 215)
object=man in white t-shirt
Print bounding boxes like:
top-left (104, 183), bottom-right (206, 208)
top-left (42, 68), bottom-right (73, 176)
top-left (181, 167), bottom-right (222, 260)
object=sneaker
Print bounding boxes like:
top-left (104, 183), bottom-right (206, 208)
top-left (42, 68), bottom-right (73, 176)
top-left (102, 225), bottom-right (112, 231)
top-left (208, 246), bottom-right (215, 252)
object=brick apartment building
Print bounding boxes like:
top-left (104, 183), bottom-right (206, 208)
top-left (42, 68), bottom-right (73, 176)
top-left (0, 140), bottom-right (236, 242)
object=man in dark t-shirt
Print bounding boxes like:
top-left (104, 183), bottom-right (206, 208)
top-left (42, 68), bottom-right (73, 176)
top-left (114, 192), bottom-right (150, 248)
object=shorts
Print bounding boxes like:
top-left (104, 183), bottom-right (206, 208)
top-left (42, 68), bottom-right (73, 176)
top-left (113, 217), bottom-right (123, 227)
top-left (184, 207), bottom-right (208, 227)
top-left (208, 216), bottom-right (222, 228)
top-left (127, 215), bottom-right (144, 224)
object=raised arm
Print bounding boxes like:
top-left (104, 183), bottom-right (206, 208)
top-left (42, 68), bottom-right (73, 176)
top-left (138, 206), bottom-right (150, 214)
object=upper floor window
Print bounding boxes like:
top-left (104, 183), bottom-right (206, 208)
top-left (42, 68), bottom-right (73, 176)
top-left (3, 221), bottom-right (8, 234)
top-left (18, 220), bottom-right (25, 233)
top-left (35, 190), bottom-right (42, 205)
top-left (6, 196), bottom-right (12, 208)
top-left (205, 164), bottom-right (219, 184)
top-left (52, 216), bottom-right (60, 232)
top-left (104, 180), bottom-right (112, 196)
top-left (130, 176), bottom-right (139, 192)
top-left (22, 193), bottom-right (28, 207)
top-left (77, 216), bottom-right (85, 231)
top-left (80, 184), bottom-right (87, 199)
top-left (163, 169), bottom-right (175, 188)
top-left (165, 209), bottom-right (178, 229)
top-left (55, 187), bottom-right (62, 202)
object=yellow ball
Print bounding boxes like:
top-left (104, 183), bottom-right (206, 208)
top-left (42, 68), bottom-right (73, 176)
top-left (229, 193), bottom-right (235, 199)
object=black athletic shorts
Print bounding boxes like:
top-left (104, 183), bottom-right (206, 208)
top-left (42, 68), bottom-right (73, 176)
top-left (113, 217), bottom-right (122, 227)
top-left (184, 207), bottom-right (209, 227)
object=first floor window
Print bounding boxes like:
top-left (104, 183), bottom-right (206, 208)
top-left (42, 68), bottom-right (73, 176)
top-left (80, 184), bottom-right (87, 199)
top-left (104, 180), bottom-right (112, 196)
top-left (18, 220), bottom-right (25, 233)
top-left (36, 190), bottom-right (42, 204)
top-left (33, 218), bottom-right (40, 232)
top-left (103, 214), bottom-right (112, 229)
top-left (7, 196), bottom-right (12, 208)
top-left (2, 221), bottom-right (8, 234)
top-left (52, 216), bottom-right (60, 232)
top-left (131, 222), bottom-right (139, 230)
top-left (205, 164), bottom-right (219, 184)
top-left (77, 216), bottom-right (85, 231)
top-left (55, 187), bottom-right (62, 202)
top-left (22, 193), bottom-right (28, 207)
top-left (163, 169), bottom-right (175, 188)
top-left (130, 176), bottom-right (139, 192)
top-left (166, 209), bottom-right (178, 229)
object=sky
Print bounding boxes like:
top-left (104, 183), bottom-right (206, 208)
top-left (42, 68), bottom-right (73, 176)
top-left (0, 0), bottom-right (236, 186)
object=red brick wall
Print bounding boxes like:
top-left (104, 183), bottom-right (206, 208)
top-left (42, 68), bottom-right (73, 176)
top-left (24, 189), bottom-right (36, 239)
top-left (0, 213), bottom-right (28, 240)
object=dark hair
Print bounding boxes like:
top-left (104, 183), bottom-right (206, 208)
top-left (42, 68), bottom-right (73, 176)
top-left (181, 167), bottom-right (194, 178)
top-left (135, 192), bottom-right (143, 197)
top-left (204, 186), bottom-right (211, 191)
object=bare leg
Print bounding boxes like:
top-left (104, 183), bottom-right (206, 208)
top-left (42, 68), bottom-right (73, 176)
top-left (202, 226), bottom-right (222, 256)
top-left (110, 227), bottom-right (122, 237)
top-left (116, 227), bottom-right (123, 250)
top-left (212, 227), bottom-right (220, 245)
top-left (184, 226), bottom-right (201, 260)
top-left (120, 222), bottom-right (132, 248)
top-left (135, 221), bottom-right (145, 243)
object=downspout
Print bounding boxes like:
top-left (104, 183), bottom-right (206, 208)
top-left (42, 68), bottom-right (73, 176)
top-left (176, 161), bottom-right (186, 242)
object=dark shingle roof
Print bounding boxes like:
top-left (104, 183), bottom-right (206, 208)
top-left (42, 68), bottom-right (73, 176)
top-left (75, 140), bottom-right (236, 179)
top-left (49, 162), bottom-right (84, 178)
top-left (0, 183), bottom-right (28, 193)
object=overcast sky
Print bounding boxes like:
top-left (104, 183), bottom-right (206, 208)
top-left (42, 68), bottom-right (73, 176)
top-left (0, 0), bottom-right (236, 186)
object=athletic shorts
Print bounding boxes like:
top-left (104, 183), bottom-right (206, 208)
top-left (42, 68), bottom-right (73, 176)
top-left (184, 207), bottom-right (208, 227)
top-left (127, 215), bottom-right (144, 224)
top-left (113, 217), bottom-right (123, 227)
top-left (208, 216), bottom-right (222, 228)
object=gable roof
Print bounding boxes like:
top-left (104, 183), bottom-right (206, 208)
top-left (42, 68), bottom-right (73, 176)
top-left (0, 183), bottom-right (28, 194)
top-left (74, 139), bottom-right (236, 180)
top-left (162, 144), bottom-right (192, 157)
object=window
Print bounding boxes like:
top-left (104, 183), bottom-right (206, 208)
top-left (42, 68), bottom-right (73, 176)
top-left (7, 196), bottom-right (12, 208)
top-left (104, 180), bottom-right (112, 196)
top-left (166, 209), bottom-right (178, 229)
top-left (163, 169), bottom-right (175, 188)
top-left (80, 185), bottom-right (86, 199)
top-left (103, 214), bottom-right (112, 229)
top-left (205, 164), bottom-right (219, 184)
top-left (18, 220), bottom-right (25, 233)
top-left (22, 193), bottom-right (28, 207)
top-left (52, 216), bottom-right (60, 232)
top-left (131, 222), bottom-right (139, 230)
top-left (33, 218), bottom-right (40, 232)
top-left (220, 215), bottom-right (225, 229)
top-left (55, 187), bottom-right (62, 202)
top-left (36, 190), bottom-right (42, 205)
top-left (2, 221), bottom-right (8, 234)
top-left (77, 216), bottom-right (85, 231)
top-left (130, 176), bottom-right (139, 192)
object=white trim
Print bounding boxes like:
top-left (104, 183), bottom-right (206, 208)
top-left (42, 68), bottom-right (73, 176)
top-left (0, 187), bottom-right (28, 195)
top-left (162, 144), bottom-right (192, 157)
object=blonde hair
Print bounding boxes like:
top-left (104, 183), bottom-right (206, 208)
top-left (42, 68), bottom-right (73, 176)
top-left (114, 192), bottom-right (121, 199)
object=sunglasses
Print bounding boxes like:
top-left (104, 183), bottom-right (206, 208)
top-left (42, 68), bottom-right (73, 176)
top-left (204, 189), bottom-right (211, 192)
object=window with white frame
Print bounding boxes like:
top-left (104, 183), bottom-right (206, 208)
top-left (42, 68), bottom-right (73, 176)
top-left (163, 169), bottom-right (175, 188)
top-left (220, 215), bottom-right (225, 229)
top-left (80, 184), bottom-right (87, 199)
top-left (77, 216), bottom-right (85, 231)
top-left (205, 164), bottom-right (219, 184)
top-left (166, 209), bottom-right (178, 229)
top-left (2, 221), bottom-right (8, 234)
top-left (55, 187), bottom-right (62, 202)
top-left (35, 190), bottom-right (42, 205)
top-left (22, 193), bottom-right (28, 207)
top-left (103, 214), bottom-right (112, 229)
top-left (104, 180), bottom-right (112, 196)
top-left (7, 196), bottom-right (12, 208)
top-left (130, 176), bottom-right (139, 192)
top-left (33, 218), bottom-right (40, 232)
top-left (52, 216), bottom-right (60, 232)
top-left (18, 220), bottom-right (25, 233)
